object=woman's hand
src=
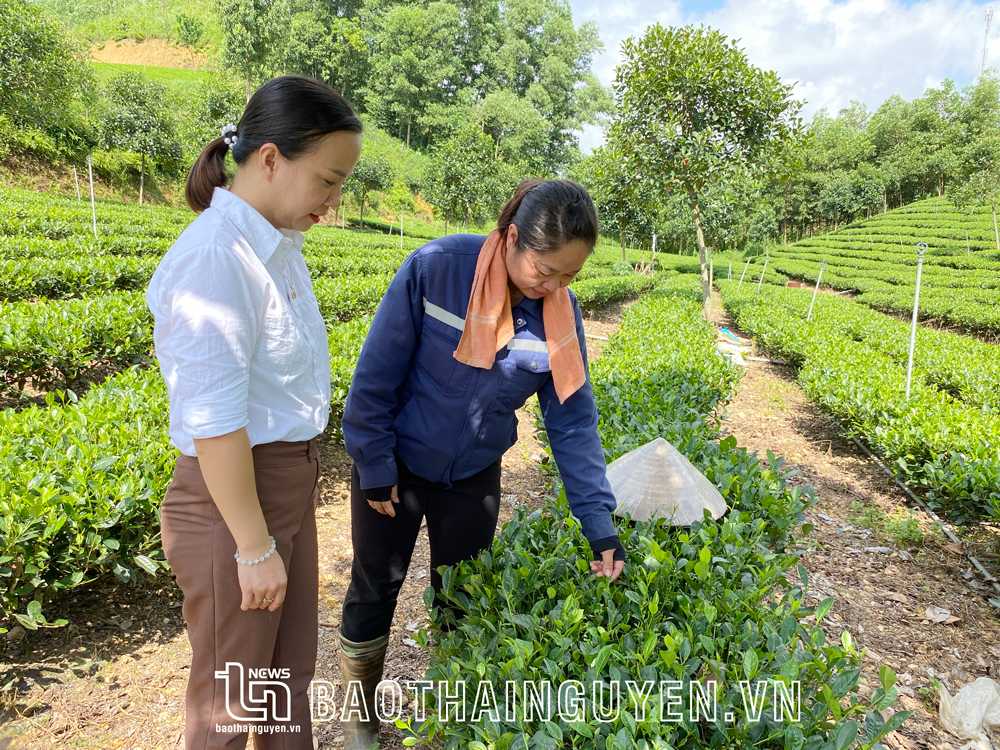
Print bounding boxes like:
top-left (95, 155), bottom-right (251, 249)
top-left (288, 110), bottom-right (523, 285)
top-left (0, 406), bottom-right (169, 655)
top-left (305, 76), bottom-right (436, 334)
top-left (237, 551), bottom-right (287, 612)
top-left (590, 553), bottom-right (624, 582)
top-left (589, 534), bottom-right (625, 583)
top-left (192, 430), bottom-right (288, 611)
top-left (366, 485), bottom-right (399, 517)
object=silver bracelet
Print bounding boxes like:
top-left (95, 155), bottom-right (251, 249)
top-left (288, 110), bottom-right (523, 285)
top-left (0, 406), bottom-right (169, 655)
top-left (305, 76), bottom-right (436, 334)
top-left (235, 535), bottom-right (276, 566)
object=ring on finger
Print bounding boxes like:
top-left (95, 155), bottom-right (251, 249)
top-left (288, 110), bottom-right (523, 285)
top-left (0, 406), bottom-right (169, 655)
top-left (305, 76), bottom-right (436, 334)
top-left (262, 597), bottom-right (274, 604)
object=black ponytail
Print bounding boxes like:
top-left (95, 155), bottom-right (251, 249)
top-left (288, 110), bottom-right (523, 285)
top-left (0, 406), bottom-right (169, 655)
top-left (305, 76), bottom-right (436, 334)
top-left (185, 137), bottom-right (231, 214)
top-left (497, 179), bottom-right (599, 255)
top-left (185, 75), bottom-right (363, 213)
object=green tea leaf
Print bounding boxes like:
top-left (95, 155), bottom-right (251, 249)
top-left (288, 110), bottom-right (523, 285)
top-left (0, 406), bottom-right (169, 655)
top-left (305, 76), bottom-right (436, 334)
top-left (834, 720), bottom-right (858, 750)
top-left (816, 597), bottom-right (835, 622)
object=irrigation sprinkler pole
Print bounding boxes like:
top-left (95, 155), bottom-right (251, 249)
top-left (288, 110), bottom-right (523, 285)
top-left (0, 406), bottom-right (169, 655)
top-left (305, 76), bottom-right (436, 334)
top-left (73, 166), bottom-right (81, 200)
top-left (87, 155), bottom-right (97, 240)
top-left (807, 260), bottom-right (827, 322)
top-left (736, 259), bottom-right (751, 292)
top-left (754, 254), bottom-right (769, 303)
top-left (400, 210), bottom-right (404, 251)
top-left (905, 243), bottom-right (928, 401)
top-left (728, 262), bottom-right (731, 280)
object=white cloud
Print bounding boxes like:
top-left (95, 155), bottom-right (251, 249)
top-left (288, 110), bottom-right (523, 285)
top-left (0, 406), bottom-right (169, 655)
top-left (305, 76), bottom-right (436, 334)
top-left (570, 0), bottom-right (999, 154)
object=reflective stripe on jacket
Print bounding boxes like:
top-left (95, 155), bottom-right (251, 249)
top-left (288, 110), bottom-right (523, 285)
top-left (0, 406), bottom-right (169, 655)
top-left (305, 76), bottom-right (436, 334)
top-left (341, 233), bottom-right (617, 544)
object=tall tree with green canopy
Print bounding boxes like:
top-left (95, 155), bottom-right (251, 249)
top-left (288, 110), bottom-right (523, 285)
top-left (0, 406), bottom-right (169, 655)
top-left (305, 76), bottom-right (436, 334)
top-left (809, 105), bottom-right (874, 172)
top-left (589, 141), bottom-right (655, 261)
top-left (494, 0), bottom-right (612, 173)
top-left (471, 90), bottom-right (550, 175)
top-left (218, 0), bottom-right (287, 100)
top-left (347, 150), bottom-right (395, 229)
top-left (610, 24), bottom-right (806, 319)
top-left (282, 6), bottom-right (368, 103)
top-left (99, 72), bottom-right (181, 205)
top-left (950, 134), bottom-right (1000, 250)
top-left (364, 2), bottom-right (463, 149)
top-left (425, 123), bottom-right (516, 231)
top-left (0, 0), bottom-right (93, 130)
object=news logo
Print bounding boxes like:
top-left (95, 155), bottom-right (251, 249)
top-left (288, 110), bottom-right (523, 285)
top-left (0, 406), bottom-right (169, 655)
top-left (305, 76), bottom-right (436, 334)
top-left (215, 663), bottom-right (293, 722)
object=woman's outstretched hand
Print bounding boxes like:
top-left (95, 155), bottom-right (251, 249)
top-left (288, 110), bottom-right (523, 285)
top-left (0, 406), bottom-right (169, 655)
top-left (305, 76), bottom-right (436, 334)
top-left (590, 552), bottom-right (624, 582)
top-left (589, 534), bottom-right (626, 582)
top-left (367, 485), bottom-right (400, 517)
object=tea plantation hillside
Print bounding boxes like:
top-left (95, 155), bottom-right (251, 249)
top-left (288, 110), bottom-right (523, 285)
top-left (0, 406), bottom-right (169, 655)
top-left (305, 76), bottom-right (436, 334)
top-left (711, 197), bottom-right (1000, 531)
top-left (737, 197), bottom-right (1000, 336)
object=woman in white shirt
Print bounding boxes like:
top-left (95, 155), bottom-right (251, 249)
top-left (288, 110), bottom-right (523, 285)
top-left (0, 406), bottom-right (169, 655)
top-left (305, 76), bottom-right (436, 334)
top-left (146, 75), bottom-right (361, 750)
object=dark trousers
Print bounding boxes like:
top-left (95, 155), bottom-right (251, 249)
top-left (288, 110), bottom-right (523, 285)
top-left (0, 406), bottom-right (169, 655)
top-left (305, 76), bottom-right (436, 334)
top-left (161, 438), bottom-right (320, 750)
top-left (340, 452), bottom-right (502, 642)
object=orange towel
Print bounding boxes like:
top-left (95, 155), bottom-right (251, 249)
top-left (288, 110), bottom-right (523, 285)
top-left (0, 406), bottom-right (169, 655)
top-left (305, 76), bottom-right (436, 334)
top-left (453, 227), bottom-right (586, 404)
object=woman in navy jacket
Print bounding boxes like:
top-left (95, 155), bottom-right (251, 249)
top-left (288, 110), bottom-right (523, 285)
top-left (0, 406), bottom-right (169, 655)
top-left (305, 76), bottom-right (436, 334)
top-left (337, 179), bottom-right (624, 749)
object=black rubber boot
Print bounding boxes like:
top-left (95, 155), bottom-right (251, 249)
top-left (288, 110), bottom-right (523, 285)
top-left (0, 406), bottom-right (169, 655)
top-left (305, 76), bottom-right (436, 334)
top-left (339, 632), bottom-right (389, 750)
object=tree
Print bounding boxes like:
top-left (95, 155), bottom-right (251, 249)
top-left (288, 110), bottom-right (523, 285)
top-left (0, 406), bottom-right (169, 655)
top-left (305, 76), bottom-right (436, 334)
top-left (0, 0), bottom-right (93, 129)
top-left (100, 72), bottom-right (181, 204)
top-left (175, 13), bottom-right (204, 66)
top-left (654, 192), bottom-right (696, 255)
top-left (471, 90), bottom-right (550, 175)
top-left (818, 172), bottom-right (855, 230)
top-left (425, 123), bottom-right (516, 231)
top-left (809, 106), bottom-right (874, 172)
top-left (493, 0), bottom-right (613, 173)
top-left (950, 135), bottom-right (1000, 251)
top-left (282, 9), bottom-right (367, 100)
top-left (358, 0), bottom-right (612, 163)
top-left (218, 0), bottom-right (286, 100)
top-left (589, 141), bottom-right (655, 261)
top-left (180, 71), bottom-right (245, 160)
top-left (610, 24), bottom-right (806, 319)
top-left (745, 204), bottom-right (777, 256)
top-left (347, 150), bottom-right (394, 228)
top-left (363, 2), bottom-right (463, 149)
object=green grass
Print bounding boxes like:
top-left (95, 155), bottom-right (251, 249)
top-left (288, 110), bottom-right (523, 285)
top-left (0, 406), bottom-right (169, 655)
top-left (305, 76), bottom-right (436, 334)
top-left (40, 0), bottom-right (223, 48)
top-left (91, 61), bottom-right (208, 104)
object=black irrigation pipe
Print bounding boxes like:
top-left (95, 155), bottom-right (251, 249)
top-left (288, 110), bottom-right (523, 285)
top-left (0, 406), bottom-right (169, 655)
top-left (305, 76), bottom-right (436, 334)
top-left (745, 349), bottom-right (1000, 602)
top-left (727, 312), bottom-right (1000, 603)
top-left (833, 422), bottom-right (1000, 603)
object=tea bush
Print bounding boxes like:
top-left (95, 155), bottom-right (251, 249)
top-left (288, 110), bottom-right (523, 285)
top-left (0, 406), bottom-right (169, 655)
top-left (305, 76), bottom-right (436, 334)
top-left (748, 196), bottom-right (1000, 334)
top-left (410, 277), bottom-right (909, 749)
top-left (728, 282), bottom-right (1000, 414)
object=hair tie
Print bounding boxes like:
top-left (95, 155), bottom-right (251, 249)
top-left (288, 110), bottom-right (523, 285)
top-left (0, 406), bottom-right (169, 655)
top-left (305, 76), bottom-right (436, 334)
top-left (221, 123), bottom-right (239, 149)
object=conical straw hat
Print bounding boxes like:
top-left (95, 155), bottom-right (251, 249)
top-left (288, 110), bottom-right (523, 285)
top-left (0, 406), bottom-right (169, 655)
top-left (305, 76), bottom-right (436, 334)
top-left (607, 437), bottom-right (728, 525)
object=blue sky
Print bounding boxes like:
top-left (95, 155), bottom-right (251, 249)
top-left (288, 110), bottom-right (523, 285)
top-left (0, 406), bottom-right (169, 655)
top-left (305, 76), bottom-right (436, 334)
top-left (569, 0), bottom-right (1000, 153)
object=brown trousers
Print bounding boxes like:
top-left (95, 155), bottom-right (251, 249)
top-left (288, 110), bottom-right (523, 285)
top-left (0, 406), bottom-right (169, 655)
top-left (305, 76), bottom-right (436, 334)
top-left (160, 438), bottom-right (320, 750)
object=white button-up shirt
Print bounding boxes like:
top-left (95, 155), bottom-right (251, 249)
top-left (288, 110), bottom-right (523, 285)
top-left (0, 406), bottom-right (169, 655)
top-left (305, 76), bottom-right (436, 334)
top-left (145, 187), bottom-right (331, 457)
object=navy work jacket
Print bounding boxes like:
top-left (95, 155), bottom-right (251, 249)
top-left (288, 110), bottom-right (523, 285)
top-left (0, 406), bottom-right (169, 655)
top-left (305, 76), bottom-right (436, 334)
top-left (341, 233), bottom-right (617, 544)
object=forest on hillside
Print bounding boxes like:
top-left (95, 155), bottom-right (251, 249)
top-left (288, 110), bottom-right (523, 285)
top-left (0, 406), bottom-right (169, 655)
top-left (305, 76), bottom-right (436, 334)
top-left (4, 0), bottom-right (1000, 256)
